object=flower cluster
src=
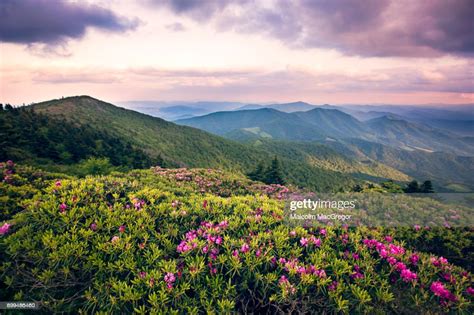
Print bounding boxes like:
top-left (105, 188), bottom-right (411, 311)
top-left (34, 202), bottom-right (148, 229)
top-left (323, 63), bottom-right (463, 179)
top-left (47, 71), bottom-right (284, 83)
top-left (177, 220), bottom-right (228, 260)
top-left (1, 160), bottom-right (15, 183)
top-left (0, 223), bottom-right (11, 235)
top-left (430, 281), bottom-right (457, 302)
top-left (164, 272), bottom-right (176, 289)
top-left (363, 238), bottom-right (417, 283)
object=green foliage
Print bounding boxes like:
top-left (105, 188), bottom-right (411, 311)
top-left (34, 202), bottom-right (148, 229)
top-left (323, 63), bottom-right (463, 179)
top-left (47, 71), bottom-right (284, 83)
top-left (266, 156), bottom-right (285, 185)
top-left (1, 164), bottom-right (473, 313)
top-left (420, 180), bottom-right (434, 193)
top-left (404, 180), bottom-right (435, 193)
top-left (0, 106), bottom-right (157, 170)
top-left (405, 180), bottom-right (420, 193)
top-left (75, 157), bottom-right (114, 176)
top-left (248, 156), bottom-right (285, 185)
top-left (333, 138), bottom-right (474, 191)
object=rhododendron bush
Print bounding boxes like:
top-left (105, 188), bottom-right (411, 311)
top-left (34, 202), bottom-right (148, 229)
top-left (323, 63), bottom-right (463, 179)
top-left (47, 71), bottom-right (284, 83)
top-left (0, 162), bottom-right (473, 313)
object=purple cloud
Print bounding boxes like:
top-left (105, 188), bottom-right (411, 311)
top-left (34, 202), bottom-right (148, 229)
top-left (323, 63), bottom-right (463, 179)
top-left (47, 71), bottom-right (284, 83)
top-left (153, 0), bottom-right (474, 57)
top-left (0, 0), bottom-right (139, 45)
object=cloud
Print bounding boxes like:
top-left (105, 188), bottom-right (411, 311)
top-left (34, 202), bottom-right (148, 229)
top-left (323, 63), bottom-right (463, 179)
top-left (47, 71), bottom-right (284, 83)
top-left (23, 62), bottom-right (473, 95)
top-left (0, 0), bottom-right (139, 45)
top-left (165, 22), bottom-right (186, 32)
top-left (4, 64), bottom-right (472, 104)
top-left (146, 0), bottom-right (237, 21)
top-left (152, 0), bottom-right (474, 57)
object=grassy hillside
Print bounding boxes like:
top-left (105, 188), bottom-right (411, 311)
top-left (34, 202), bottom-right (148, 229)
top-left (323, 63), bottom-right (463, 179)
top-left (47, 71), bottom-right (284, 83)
top-left (5, 96), bottom-right (388, 192)
top-left (326, 139), bottom-right (474, 191)
top-left (248, 140), bottom-right (410, 183)
top-left (177, 107), bottom-right (373, 141)
top-left (367, 115), bottom-right (474, 156)
top-left (32, 96), bottom-right (259, 170)
top-left (294, 108), bottom-right (372, 140)
top-left (177, 108), bottom-right (327, 140)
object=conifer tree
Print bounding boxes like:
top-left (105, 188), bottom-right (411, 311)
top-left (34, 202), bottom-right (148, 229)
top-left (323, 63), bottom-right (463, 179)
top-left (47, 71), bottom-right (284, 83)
top-left (405, 180), bottom-right (420, 193)
top-left (265, 156), bottom-right (285, 185)
top-left (248, 160), bottom-right (266, 182)
top-left (420, 180), bottom-right (434, 193)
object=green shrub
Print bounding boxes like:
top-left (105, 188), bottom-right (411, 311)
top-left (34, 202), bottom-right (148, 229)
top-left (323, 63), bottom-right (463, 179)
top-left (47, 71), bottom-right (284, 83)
top-left (1, 165), bottom-right (473, 313)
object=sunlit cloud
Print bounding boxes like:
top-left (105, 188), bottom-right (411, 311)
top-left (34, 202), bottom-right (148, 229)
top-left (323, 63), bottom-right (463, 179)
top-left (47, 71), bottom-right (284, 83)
top-left (0, 0), bottom-right (472, 105)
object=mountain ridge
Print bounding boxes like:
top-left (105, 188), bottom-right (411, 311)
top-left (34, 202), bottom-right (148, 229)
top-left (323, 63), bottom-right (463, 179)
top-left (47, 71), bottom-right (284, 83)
top-left (4, 95), bottom-right (412, 191)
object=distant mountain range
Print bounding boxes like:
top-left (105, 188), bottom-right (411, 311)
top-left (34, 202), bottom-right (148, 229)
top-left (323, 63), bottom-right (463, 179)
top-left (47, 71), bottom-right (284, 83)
top-left (119, 100), bottom-right (473, 138)
top-left (176, 107), bottom-right (474, 156)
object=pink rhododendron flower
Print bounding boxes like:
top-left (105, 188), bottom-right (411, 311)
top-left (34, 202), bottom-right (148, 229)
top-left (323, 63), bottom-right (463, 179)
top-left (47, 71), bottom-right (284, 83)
top-left (351, 272), bottom-right (364, 279)
top-left (119, 225), bottom-right (126, 233)
top-left (240, 243), bottom-right (250, 253)
top-left (309, 236), bottom-right (321, 247)
top-left (139, 271), bottom-right (147, 279)
top-left (164, 272), bottom-right (176, 284)
top-left (300, 237), bottom-right (309, 247)
top-left (210, 248), bottom-right (219, 260)
top-left (203, 200), bottom-right (208, 208)
top-left (177, 241), bottom-right (191, 253)
top-left (379, 248), bottom-right (388, 258)
top-left (255, 249), bottom-right (261, 257)
top-left (387, 257), bottom-right (397, 265)
top-left (90, 223), bottom-right (97, 231)
top-left (431, 256), bottom-right (448, 267)
top-left (389, 244), bottom-right (405, 256)
top-left (279, 275), bottom-right (288, 284)
top-left (466, 287), bottom-right (474, 296)
top-left (400, 269), bottom-right (417, 282)
top-left (395, 262), bottom-right (407, 272)
top-left (430, 281), bottom-right (457, 301)
top-left (289, 230), bottom-right (296, 237)
top-left (384, 235), bottom-right (393, 243)
top-left (443, 273), bottom-right (456, 284)
top-left (409, 253), bottom-right (419, 265)
top-left (315, 269), bottom-right (326, 278)
top-left (111, 236), bottom-right (120, 243)
top-left (59, 203), bottom-right (67, 213)
top-left (0, 223), bottom-right (11, 235)
top-left (297, 266), bottom-right (306, 275)
top-left (164, 273), bottom-right (176, 289)
top-left (328, 281), bottom-right (338, 291)
top-left (55, 180), bottom-right (62, 187)
top-left (208, 262), bottom-right (217, 274)
top-left (414, 224), bottom-right (421, 231)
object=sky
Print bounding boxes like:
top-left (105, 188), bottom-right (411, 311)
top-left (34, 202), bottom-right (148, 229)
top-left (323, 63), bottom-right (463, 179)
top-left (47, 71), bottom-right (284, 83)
top-left (1, 0), bottom-right (473, 105)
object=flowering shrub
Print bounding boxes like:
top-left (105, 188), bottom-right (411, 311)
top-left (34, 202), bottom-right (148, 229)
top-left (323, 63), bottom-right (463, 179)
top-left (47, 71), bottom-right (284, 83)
top-left (0, 164), bottom-right (473, 313)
